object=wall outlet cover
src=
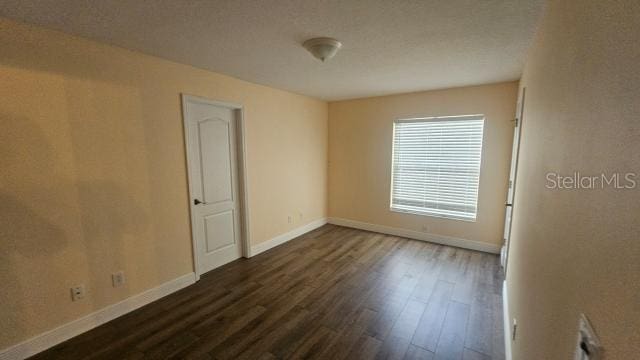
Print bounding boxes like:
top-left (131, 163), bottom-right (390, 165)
top-left (112, 271), bottom-right (126, 287)
top-left (70, 285), bottom-right (85, 301)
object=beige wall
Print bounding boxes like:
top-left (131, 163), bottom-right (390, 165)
top-left (507, 0), bottom-right (640, 359)
top-left (0, 18), bottom-right (327, 349)
top-left (328, 82), bottom-right (518, 248)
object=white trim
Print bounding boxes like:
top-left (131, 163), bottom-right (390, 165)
top-left (236, 107), bottom-right (252, 259)
top-left (250, 218), bottom-right (328, 257)
top-left (327, 217), bottom-right (500, 254)
top-left (181, 94), bottom-right (251, 280)
top-left (395, 114), bottom-right (485, 123)
top-left (503, 280), bottom-right (513, 360)
top-left (180, 94), bottom-right (243, 110)
top-left (0, 273), bottom-right (196, 360)
top-left (502, 87), bottom-right (526, 276)
top-left (389, 207), bottom-right (476, 223)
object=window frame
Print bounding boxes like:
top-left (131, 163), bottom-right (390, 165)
top-left (389, 114), bottom-right (486, 222)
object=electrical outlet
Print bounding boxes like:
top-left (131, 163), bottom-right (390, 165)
top-left (512, 318), bottom-right (518, 341)
top-left (71, 285), bottom-right (85, 301)
top-left (287, 215), bottom-right (292, 224)
top-left (298, 212), bottom-right (303, 220)
top-left (112, 271), bottom-right (126, 287)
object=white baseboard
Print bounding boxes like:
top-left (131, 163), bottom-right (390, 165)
top-left (250, 217), bottom-right (328, 257)
top-left (503, 280), bottom-right (513, 360)
top-left (327, 217), bottom-right (501, 254)
top-left (0, 272), bottom-right (196, 360)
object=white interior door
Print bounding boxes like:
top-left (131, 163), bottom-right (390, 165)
top-left (501, 87), bottom-right (526, 271)
top-left (183, 96), bottom-right (242, 276)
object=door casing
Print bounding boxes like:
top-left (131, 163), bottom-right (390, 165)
top-left (181, 94), bottom-right (251, 281)
top-left (501, 87), bottom-right (526, 275)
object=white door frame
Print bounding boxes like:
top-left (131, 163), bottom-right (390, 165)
top-left (181, 94), bottom-right (252, 281)
top-left (501, 87), bottom-right (525, 276)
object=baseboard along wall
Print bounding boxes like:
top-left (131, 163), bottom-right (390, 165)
top-left (0, 273), bottom-right (196, 360)
top-left (2, 218), bottom-right (332, 360)
top-left (250, 217), bottom-right (328, 256)
top-left (327, 217), bottom-right (501, 254)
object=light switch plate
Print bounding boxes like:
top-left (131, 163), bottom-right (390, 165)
top-left (574, 314), bottom-right (602, 360)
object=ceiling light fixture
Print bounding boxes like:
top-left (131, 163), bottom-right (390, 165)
top-left (303, 37), bottom-right (342, 62)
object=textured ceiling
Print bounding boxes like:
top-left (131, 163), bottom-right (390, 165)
top-left (0, 0), bottom-right (544, 101)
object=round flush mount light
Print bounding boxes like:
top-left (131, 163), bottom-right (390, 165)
top-left (303, 37), bottom-right (342, 62)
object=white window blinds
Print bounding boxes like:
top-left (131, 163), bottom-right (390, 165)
top-left (391, 115), bottom-right (485, 221)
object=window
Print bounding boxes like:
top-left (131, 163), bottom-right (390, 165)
top-left (390, 115), bottom-right (485, 221)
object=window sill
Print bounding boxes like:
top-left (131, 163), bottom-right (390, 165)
top-left (389, 207), bottom-right (477, 223)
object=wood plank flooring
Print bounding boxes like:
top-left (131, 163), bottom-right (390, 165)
top-left (30, 225), bottom-right (505, 360)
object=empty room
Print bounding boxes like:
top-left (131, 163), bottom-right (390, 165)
top-left (1, 1), bottom-right (638, 359)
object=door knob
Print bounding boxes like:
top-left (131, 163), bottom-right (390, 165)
top-left (194, 199), bottom-right (206, 205)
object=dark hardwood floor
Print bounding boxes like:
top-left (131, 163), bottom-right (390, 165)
top-left (31, 225), bottom-right (505, 360)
